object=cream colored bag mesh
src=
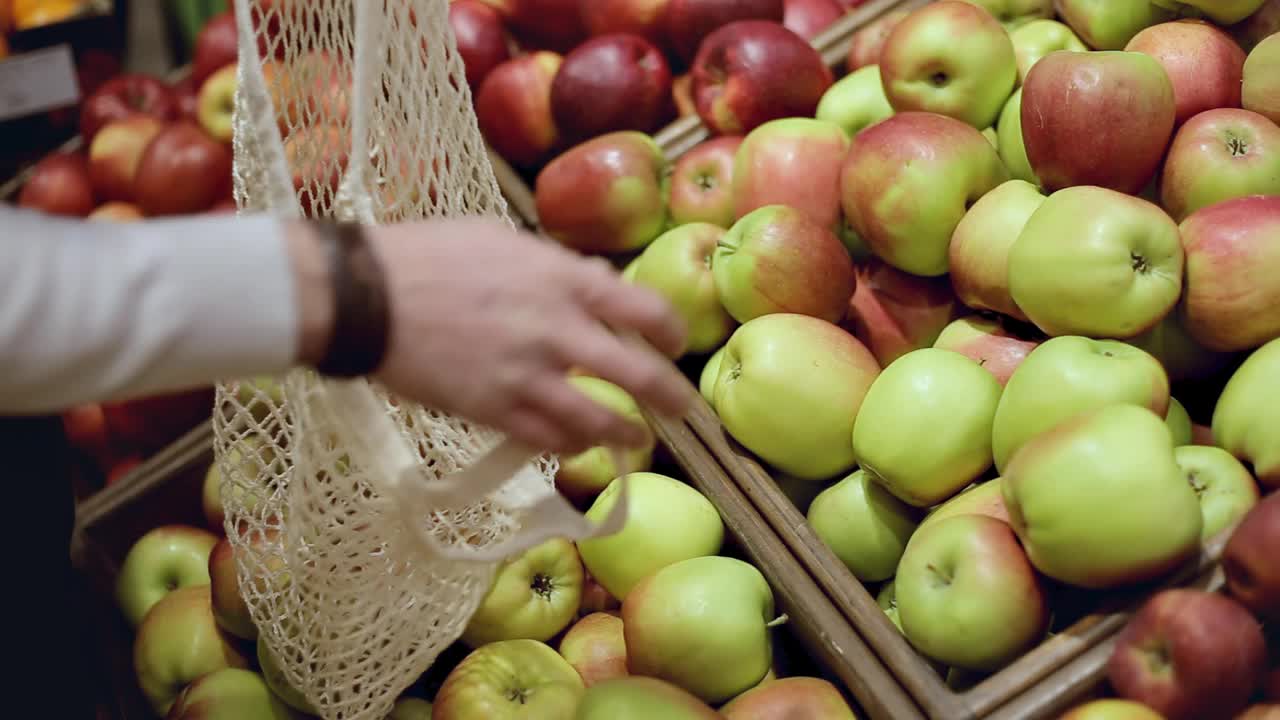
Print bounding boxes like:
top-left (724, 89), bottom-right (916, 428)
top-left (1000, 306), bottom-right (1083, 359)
top-left (211, 2), bottom-right (629, 719)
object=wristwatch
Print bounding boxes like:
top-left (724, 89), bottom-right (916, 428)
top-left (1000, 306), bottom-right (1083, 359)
top-left (310, 221), bottom-right (391, 378)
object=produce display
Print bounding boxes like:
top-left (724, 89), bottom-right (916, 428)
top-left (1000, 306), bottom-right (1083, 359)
top-left (109, 403), bottom-right (861, 719)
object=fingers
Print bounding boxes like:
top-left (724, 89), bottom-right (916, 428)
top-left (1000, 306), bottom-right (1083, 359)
top-left (496, 405), bottom-right (574, 456)
top-left (573, 258), bottom-right (689, 359)
top-left (522, 375), bottom-right (652, 454)
top-left (555, 317), bottom-right (694, 421)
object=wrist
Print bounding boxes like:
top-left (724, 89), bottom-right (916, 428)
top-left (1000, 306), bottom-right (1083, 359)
top-left (284, 219), bottom-right (335, 367)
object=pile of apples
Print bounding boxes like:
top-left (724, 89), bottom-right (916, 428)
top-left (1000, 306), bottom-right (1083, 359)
top-left (14, 10), bottom-right (239, 220)
top-left (456, 0), bottom-right (871, 171)
top-left (111, 373), bottom-right (862, 719)
top-left (1061, 491), bottom-right (1280, 719)
top-left (528, 0), bottom-right (1280, 703)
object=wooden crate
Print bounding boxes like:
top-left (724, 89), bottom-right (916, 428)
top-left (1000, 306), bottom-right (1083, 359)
top-left (71, 410), bottom-right (926, 720)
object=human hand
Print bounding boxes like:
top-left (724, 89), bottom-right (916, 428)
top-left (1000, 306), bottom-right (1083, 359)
top-left (353, 217), bottom-right (692, 454)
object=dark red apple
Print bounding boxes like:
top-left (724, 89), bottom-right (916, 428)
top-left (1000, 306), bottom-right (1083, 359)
top-left (691, 20), bottom-right (833, 135)
top-left (580, 0), bottom-right (672, 49)
top-left (493, 0), bottom-right (587, 53)
top-left (61, 404), bottom-right (116, 471)
top-left (450, 0), bottom-right (512, 90)
top-left (1223, 491), bottom-right (1280, 624)
top-left (665, 0), bottom-right (785, 65)
top-left (845, 9), bottom-right (907, 71)
top-left (1108, 588), bottom-right (1267, 720)
top-left (668, 135), bottom-right (743, 228)
top-left (783, 0), bottom-right (845, 40)
top-left (133, 123), bottom-right (233, 216)
top-left (17, 152), bottom-right (97, 217)
top-left (551, 33), bottom-right (673, 140)
top-left (79, 74), bottom-right (177, 142)
top-left (102, 387), bottom-right (217, 455)
top-left (476, 52), bottom-right (564, 168)
top-left (170, 76), bottom-right (201, 120)
top-left (192, 12), bottom-right (238, 87)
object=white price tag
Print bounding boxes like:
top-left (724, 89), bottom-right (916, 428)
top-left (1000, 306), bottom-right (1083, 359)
top-left (0, 45), bottom-right (81, 123)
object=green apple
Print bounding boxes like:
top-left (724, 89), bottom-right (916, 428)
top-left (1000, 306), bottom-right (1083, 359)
top-left (623, 556), bottom-right (777, 703)
top-left (896, 514), bottom-right (1050, 670)
top-left (806, 469), bottom-right (921, 582)
top-left (932, 316), bottom-right (1041, 386)
top-left (555, 376), bottom-right (655, 504)
top-left (433, 639), bottom-right (584, 720)
top-left (992, 335), bottom-right (1170, 472)
top-left (713, 204), bottom-right (856, 324)
top-left (1053, 0), bottom-right (1176, 50)
top-left (852, 348), bottom-right (1003, 507)
top-left (167, 668), bottom-right (300, 720)
top-left (559, 612), bottom-right (627, 687)
top-left (389, 697), bottom-right (435, 720)
top-left (1002, 403), bottom-right (1203, 588)
top-left (1059, 699), bottom-right (1167, 720)
top-left (1160, 108), bottom-right (1280, 222)
top-left (256, 635), bottom-right (315, 715)
top-left (879, 1), bottom-right (1018, 129)
top-left (1243, 32), bottom-right (1280, 124)
top-left (621, 255), bottom-right (641, 283)
top-left (574, 677), bottom-right (720, 719)
top-left (957, 0), bottom-right (1053, 28)
top-left (1166, 396), bottom-right (1193, 447)
top-left (134, 585), bottom-right (252, 716)
top-left (1125, 311), bottom-right (1236, 384)
top-left (463, 537), bottom-right (584, 647)
top-left (773, 472), bottom-right (828, 514)
top-left (233, 375), bottom-right (285, 426)
top-left (877, 579), bottom-right (903, 633)
top-left (982, 127), bottom-right (999, 146)
top-left (913, 478), bottom-right (1011, 543)
top-left (203, 437), bottom-right (275, 531)
top-left (720, 677), bottom-right (858, 719)
top-left (814, 65), bottom-right (894, 137)
top-left (1008, 186), bottom-right (1184, 339)
top-left (1213, 337), bottom-right (1280, 489)
top-left (995, 88), bottom-right (1039, 186)
top-left (948, 178), bottom-right (1046, 320)
top-left (1009, 19), bottom-right (1088, 83)
top-left (577, 472), bottom-right (724, 599)
top-left (1149, 0), bottom-right (1267, 24)
top-left (841, 111), bottom-right (1010, 277)
top-left (731, 118), bottom-right (850, 231)
top-left (699, 347), bottom-right (725, 406)
top-left (632, 223), bottom-right (737, 355)
top-left (1174, 444), bottom-right (1261, 539)
top-left (116, 524), bottom-right (219, 627)
top-left (714, 313), bottom-right (881, 479)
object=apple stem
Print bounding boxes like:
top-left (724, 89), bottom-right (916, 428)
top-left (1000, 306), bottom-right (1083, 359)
top-left (766, 614), bottom-right (790, 629)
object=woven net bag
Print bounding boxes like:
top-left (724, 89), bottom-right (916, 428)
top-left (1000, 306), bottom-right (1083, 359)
top-left (211, 2), bottom-right (631, 718)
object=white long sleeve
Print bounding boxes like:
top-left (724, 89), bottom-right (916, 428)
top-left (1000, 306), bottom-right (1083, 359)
top-left (0, 206), bottom-right (300, 414)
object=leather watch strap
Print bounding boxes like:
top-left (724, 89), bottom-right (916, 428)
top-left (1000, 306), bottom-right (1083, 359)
top-left (311, 221), bottom-right (391, 378)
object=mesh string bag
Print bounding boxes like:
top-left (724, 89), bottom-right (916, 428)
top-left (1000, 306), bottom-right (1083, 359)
top-left (212, 2), bottom-right (633, 718)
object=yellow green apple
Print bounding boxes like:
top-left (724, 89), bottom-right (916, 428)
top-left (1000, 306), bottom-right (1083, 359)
top-left (948, 178), bottom-right (1046, 320)
top-left (720, 677), bottom-right (858, 719)
top-left (256, 635), bottom-right (315, 715)
top-left (1149, 0), bottom-right (1268, 24)
top-left (555, 376), bottom-right (655, 504)
top-left (632, 223), bottom-right (737, 356)
top-left (574, 677), bottom-right (720, 719)
top-left (1053, 0), bottom-right (1176, 50)
top-left (877, 579), bottom-right (903, 633)
top-left (167, 668), bottom-right (300, 720)
top-left (1213, 337), bottom-right (1280, 489)
top-left (814, 65), bottom-right (894, 137)
top-left (389, 697), bottom-right (434, 719)
top-left (1174, 444), bottom-right (1261, 539)
top-left (1002, 404), bottom-right (1203, 588)
top-left (462, 537), bottom-right (584, 647)
top-left (806, 469), bottom-right (921, 582)
top-left (433, 639), bottom-right (584, 720)
top-left (1059, 699), bottom-right (1167, 720)
top-left (699, 347), bottom-right (725, 406)
top-left (1009, 19), bottom-right (1088, 83)
top-left (995, 88), bottom-right (1038, 185)
top-left (1243, 32), bottom-right (1280, 124)
top-left (116, 525), bottom-right (219, 628)
top-left (957, 0), bottom-right (1053, 28)
top-left (1166, 396), bottom-right (1193, 447)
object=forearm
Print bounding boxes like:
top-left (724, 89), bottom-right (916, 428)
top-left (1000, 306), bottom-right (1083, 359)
top-left (0, 207), bottom-right (332, 414)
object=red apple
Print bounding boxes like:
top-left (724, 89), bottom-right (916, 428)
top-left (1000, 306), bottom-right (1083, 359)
top-left (1179, 195), bottom-right (1280, 352)
top-left (534, 131), bottom-right (670, 254)
top-left (692, 20), bottom-right (833, 135)
top-left (1223, 492), bottom-right (1280, 624)
top-left (1160, 108), bottom-right (1280, 222)
top-left (79, 74), bottom-right (176, 142)
top-left (551, 33), bottom-right (673, 140)
top-left (933, 316), bottom-right (1040, 386)
top-left (450, 0), bottom-right (511, 90)
top-left (1125, 20), bottom-right (1246, 127)
top-left (87, 115), bottom-right (165, 203)
top-left (285, 125), bottom-right (350, 217)
top-left (1108, 588), bottom-right (1267, 720)
top-left (88, 202), bottom-right (145, 222)
top-left (17, 152), bottom-right (96, 217)
top-left (192, 12), bottom-right (238, 87)
top-left (134, 122), bottom-right (233, 216)
top-left (209, 537), bottom-right (257, 640)
top-left (783, 0), bottom-right (846, 40)
top-left (558, 612), bottom-right (628, 687)
top-left (842, 257), bottom-right (962, 367)
top-left (721, 677), bottom-right (857, 719)
top-left (61, 404), bottom-right (115, 469)
top-left (497, 0), bottom-right (587, 53)
top-left (170, 75), bottom-right (201, 121)
top-left (669, 135), bottom-right (743, 228)
top-left (102, 387), bottom-right (216, 455)
top-left (713, 204), bottom-right (856, 324)
top-left (579, 574), bottom-right (620, 616)
top-left (106, 456), bottom-right (144, 486)
top-left (476, 52), bottom-right (563, 168)
top-left (732, 117), bottom-right (848, 229)
top-left (673, 74), bottom-right (697, 117)
top-left (845, 9), bottom-right (908, 71)
top-left (580, 0), bottom-right (672, 49)
top-left (1021, 50), bottom-right (1176, 194)
top-left (665, 0), bottom-right (785, 65)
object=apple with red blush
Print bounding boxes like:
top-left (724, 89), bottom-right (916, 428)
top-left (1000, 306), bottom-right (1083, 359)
top-left (450, 0), bottom-right (512, 90)
top-left (192, 12), bottom-right (238, 87)
top-left (783, 0), bottom-right (846, 40)
top-left (487, 0), bottom-right (587, 53)
top-left (842, 257), bottom-right (963, 368)
top-left (134, 122), bottom-right (234, 216)
top-left (551, 33), bottom-right (673, 140)
top-left (669, 135), bottom-right (743, 228)
top-left (933, 316), bottom-right (1041, 386)
top-left (579, 0), bottom-right (672, 49)
top-left (476, 52), bottom-right (563, 169)
top-left (1125, 20), bottom-right (1247, 127)
top-left (1223, 492), bottom-right (1280, 624)
top-left (79, 74), bottom-right (176, 142)
top-left (845, 9), bottom-right (908, 71)
top-left (18, 152), bottom-right (97, 218)
top-left (665, 0), bottom-right (785, 66)
top-left (87, 115), bottom-right (165, 203)
top-left (732, 117), bottom-right (849, 230)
